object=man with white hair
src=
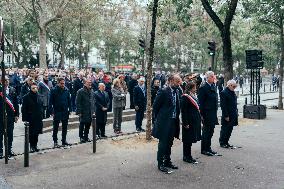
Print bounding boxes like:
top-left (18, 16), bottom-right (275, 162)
top-left (219, 79), bottom-right (238, 148)
top-left (94, 83), bottom-right (110, 138)
top-left (133, 77), bottom-right (146, 132)
top-left (198, 71), bottom-right (220, 156)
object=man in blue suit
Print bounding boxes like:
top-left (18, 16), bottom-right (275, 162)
top-left (133, 77), bottom-right (146, 132)
top-left (152, 74), bottom-right (182, 173)
top-left (198, 71), bottom-right (220, 156)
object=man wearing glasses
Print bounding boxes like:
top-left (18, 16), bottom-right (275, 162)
top-left (219, 80), bottom-right (238, 148)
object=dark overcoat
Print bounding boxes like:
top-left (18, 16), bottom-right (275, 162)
top-left (94, 90), bottom-right (110, 124)
top-left (76, 87), bottom-right (96, 123)
top-left (22, 92), bottom-right (44, 135)
top-left (152, 87), bottom-right (180, 141)
top-left (220, 87), bottom-right (238, 126)
top-left (197, 82), bottom-right (218, 126)
top-left (181, 95), bottom-right (201, 143)
top-left (133, 85), bottom-right (146, 110)
top-left (49, 86), bottom-right (71, 121)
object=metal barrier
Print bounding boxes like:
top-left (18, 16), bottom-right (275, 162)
top-left (92, 114), bottom-right (96, 153)
top-left (24, 122), bottom-right (29, 167)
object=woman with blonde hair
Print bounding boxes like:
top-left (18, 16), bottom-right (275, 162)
top-left (111, 78), bottom-right (126, 134)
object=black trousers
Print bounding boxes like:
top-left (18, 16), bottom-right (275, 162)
top-left (157, 119), bottom-right (176, 165)
top-left (29, 133), bottom-right (39, 148)
top-left (129, 93), bottom-right (134, 109)
top-left (79, 121), bottom-right (91, 140)
top-left (219, 124), bottom-right (234, 145)
top-left (53, 119), bottom-right (68, 143)
top-left (183, 142), bottom-right (192, 158)
top-left (96, 122), bottom-right (106, 136)
top-left (135, 109), bottom-right (145, 130)
top-left (43, 106), bottom-right (50, 119)
top-left (201, 124), bottom-right (215, 152)
top-left (0, 117), bottom-right (14, 153)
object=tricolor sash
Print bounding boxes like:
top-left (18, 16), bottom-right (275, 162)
top-left (0, 92), bottom-right (16, 112)
top-left (182, 94), bottom-right (200, 112)
top-left (40, 81), bottom-right (50, 91)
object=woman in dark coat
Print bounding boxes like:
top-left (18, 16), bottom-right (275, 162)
top-left (181, 82), bottom-right (202, 164)
top-left (22, 83), bottom-right (44, 152)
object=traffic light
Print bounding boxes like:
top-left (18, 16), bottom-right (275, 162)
top-left (139, 39), bottom-right (145, 49)
top-left (208, 41), bottom-right (216, 56)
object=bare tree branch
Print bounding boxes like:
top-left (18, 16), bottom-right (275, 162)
top-left (200, 0), bottom-right (224, 31)
top-left (224, 0), bottom-right (238, 31)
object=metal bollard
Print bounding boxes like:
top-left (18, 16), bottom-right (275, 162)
top-left (245, 97), bottom-right (247, 105)
top-left (24, 122), bottom-right (29, 167)
top-left (270, 84), bottom-right (271, 91)
top-left (92, 114), bottom-right (96, 153)
top-left (241, 87), bottom-right (243, 94)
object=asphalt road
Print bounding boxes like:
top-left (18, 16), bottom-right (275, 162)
top-left (0, 108), bottom-right (284, 189)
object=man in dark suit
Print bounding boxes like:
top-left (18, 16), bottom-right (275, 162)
top-left (94, 83), bottom-right (110, 138)
top-left (76, 79), bottom-right (96, 143)
top-left (133, 77), bottom-right (146, 132)
top-left (72, 73), bottom-right (84, 111)
top-left (49, 78), bottom-right (72, 147)
top-left (0, 77), bottom-right (19, 158)
top-left (219, 80), bottom-right (238, 148)
top-left (198, 71), bottom-right (220, 156)
top-left (152, 74), bottom-right (182, 173)
top-left (128, 74), bottom-right (138, 109)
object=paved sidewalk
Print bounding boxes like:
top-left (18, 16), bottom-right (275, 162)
top-left (0, 109), bottom-right (283, 189)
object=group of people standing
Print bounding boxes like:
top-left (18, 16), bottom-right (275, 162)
top-left (152, 71), bottom-right (239, 173)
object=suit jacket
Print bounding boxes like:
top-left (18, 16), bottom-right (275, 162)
top-left (94, 90), bottom-right (110, 123)
top-left (220, 87), bottom-right (238, 126)
top-left (49, 86), bottom-right (71, 121)
top-left (133, 85), bottom-right (146, 110)
top-left (198, 82), bottom-right (218, 126)
top-left (152, 87), bottom-right (180, 140)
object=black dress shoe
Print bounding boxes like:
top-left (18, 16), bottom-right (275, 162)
top-left (62, 141), bottom-right (71, 146)
top-left (183, 157), bottom-right (198, 164)
top-left (165, 161), bottom-right (178, 169)
top-left (54, 142), bottom-right (60, 148)
top-left (220, 144), bottom-right (229, 148)
top-left (158, 164), bottom-right (170, 173)
top-left (34, 146), bottom-right (40, 152)
top-left (209, 149), bottom-right (217, 155)
top-left (201, 151), bottom-right (214, 156)
top-left (85, 138), bottom-right (91, 142)
top-left (8, 151), bottom-right (16, 157)
top-left (101, 135), bottom-right (107, 139)
top-left (80, 138), bottom-right (86, 143)
top-left (227, 143), bottom-right (234, 148)
top-left (140, 129), bottom-right (145, 132)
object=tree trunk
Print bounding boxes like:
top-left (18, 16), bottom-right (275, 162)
top-left (222, 29), bottom-right (234, 83)
top-left (39, 27), bottom-right (47, 68)
top-left (146, 0), bottom-right (159, 141)
top-left (11, 21), bottom-right (15, 67)
top-left (278, 16), bottom-right (284, 109)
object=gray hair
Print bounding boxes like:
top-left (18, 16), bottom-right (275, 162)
top-left (98, 82), bottom-right (105, 87)
top-left (227, 79), bottom-right (237, 86)
top-left (205, 71), bottom-right (215, 79)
